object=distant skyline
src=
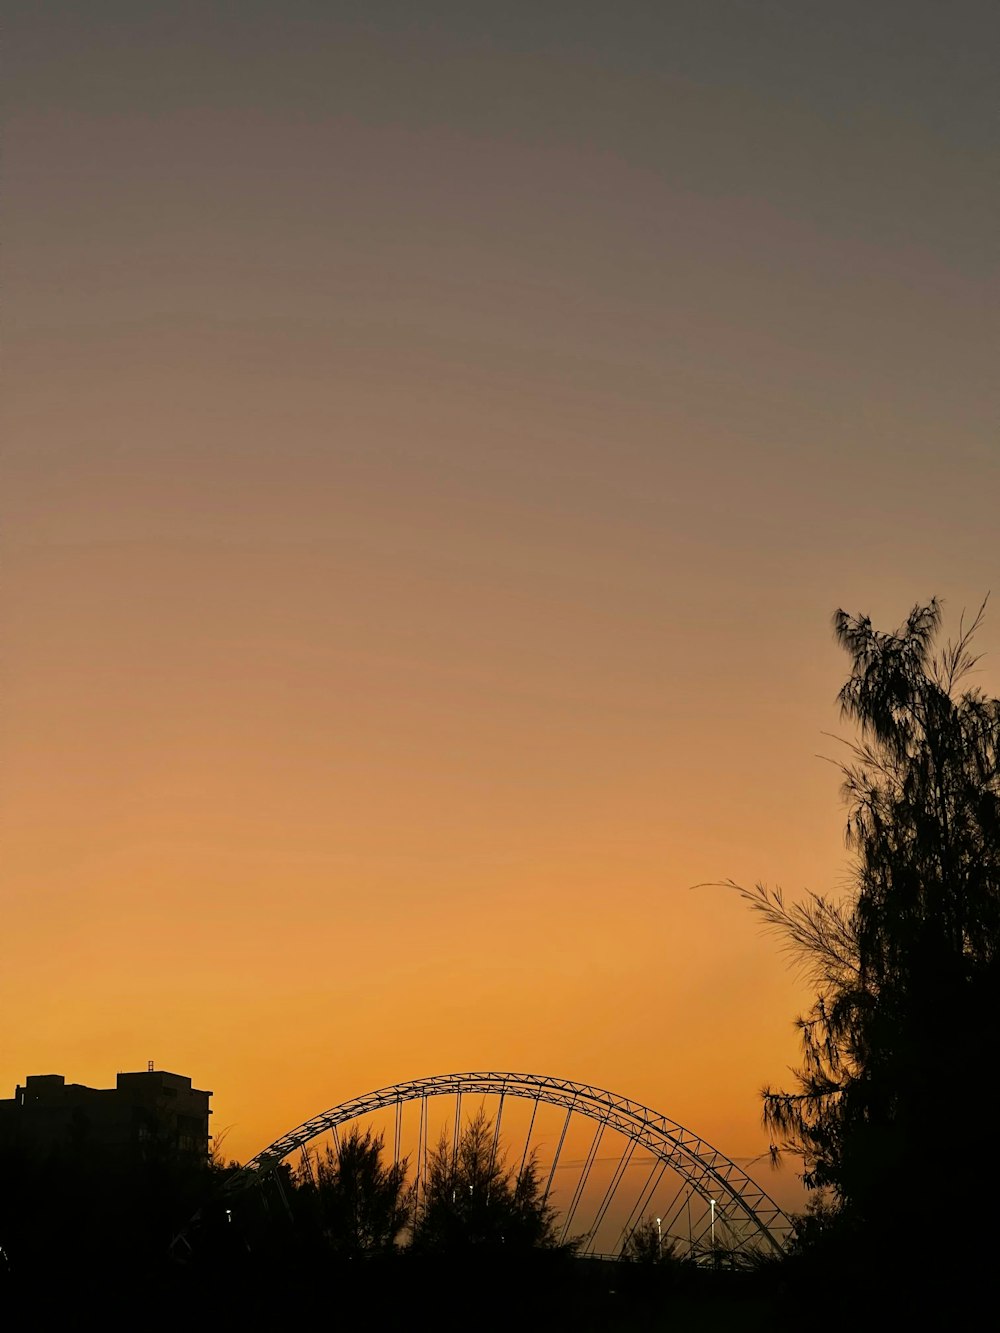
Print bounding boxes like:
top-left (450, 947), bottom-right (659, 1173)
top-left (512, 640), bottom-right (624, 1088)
top-left (3, 2), bottom-right (996, 1198)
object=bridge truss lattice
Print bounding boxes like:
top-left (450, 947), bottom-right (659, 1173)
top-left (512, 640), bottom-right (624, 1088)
top-left (228, 1071), bottom-right (792, 1259)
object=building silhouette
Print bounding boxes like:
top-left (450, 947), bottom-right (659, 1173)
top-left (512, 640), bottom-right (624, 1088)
top-left (0, 1067), bottom-right (212, 1161)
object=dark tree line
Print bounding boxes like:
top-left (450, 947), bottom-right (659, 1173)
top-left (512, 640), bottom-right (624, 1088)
top-left (290, 1109), bottom-right (564, 1258)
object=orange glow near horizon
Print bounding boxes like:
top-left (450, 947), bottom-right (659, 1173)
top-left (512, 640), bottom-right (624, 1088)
top-left (2, 5), bottom-right (996, 1225)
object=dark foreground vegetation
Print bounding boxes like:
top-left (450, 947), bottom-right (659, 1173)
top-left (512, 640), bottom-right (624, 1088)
top-left (3, 598), bottom-right (996, 1327)
top-left (0, 1126), bottom-right (786, 1330)
top-left (730, 597), bottom-right (999, 1318)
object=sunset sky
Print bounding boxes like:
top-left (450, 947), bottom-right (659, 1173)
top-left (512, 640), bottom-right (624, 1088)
top-left (3, 2), bottom-right (996, 1205)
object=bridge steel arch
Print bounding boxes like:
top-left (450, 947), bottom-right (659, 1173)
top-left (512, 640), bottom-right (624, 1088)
top-left (228, 1071), bottom-right (792, 1256)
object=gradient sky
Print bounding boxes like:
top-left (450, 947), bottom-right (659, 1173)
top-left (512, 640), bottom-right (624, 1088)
top-left (3, 2), bottom-right (996, 1204)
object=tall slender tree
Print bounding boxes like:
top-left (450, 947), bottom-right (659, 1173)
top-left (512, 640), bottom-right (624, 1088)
top-left (740, 599), bottom-right (1000, 1241)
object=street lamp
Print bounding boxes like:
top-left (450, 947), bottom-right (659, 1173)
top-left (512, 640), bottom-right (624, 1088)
top-left (656, 1216), bottom-right (662, 1256)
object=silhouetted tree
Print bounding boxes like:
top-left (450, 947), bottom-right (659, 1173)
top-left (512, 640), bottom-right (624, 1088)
top-left (306, 1126), bottom-right (410, 1257)
top-left (621, 1217), bottom-right (686, 1266)
top-left (410, 1108), bottom-right (561, 1254)
top-left (738, 598), bottom-right (999, 1277)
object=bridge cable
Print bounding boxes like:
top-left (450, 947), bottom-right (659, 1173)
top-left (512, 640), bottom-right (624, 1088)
top-left (653, 1173), bottom-right (689, 1246)
top-left (616, 1158), bottom-right (669, 1256)
top-left (586, 1134), bottom-right (638, 1254)
top-left (451, 1092), bottom-right (463, 1173)
top-left (487, 1092), bottom-right (506, 1204)
top-left (543, 1104), bottom-right (574, 1205)
top-left (560, 1119), bottom-right (604, 1245)
top-left (517, 1094), bottom-right (541, 1183)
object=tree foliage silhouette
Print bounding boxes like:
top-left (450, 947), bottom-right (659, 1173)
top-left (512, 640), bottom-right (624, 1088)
top-left (306, 1126), bottom-right (410, 1257)
top-left (410, 1108), bottom-right (562, 1254)
top-left (621, 1217), bottom-right (686, 1267)
top-left (738, 598), bottom-right (999, 1239)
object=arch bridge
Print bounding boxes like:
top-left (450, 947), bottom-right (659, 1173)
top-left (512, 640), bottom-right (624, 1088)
top-left (226, 1071), bottom-right (792, 1259)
